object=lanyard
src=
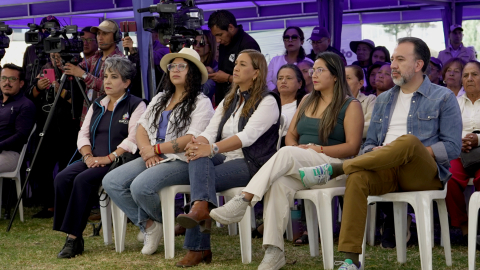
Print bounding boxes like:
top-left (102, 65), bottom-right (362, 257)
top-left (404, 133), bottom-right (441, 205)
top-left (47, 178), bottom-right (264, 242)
top-left (94, 58), bottom-right (102, 77)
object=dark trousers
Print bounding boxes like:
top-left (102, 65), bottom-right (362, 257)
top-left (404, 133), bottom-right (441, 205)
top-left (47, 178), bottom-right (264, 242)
top-left (53, 161), bottom-right (110, 237)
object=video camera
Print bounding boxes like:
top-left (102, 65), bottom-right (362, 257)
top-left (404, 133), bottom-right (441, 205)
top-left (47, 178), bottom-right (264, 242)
top-left (44, 24), bottom-right (84, 65)
top-left (138, 0), bottom-right (204, 53)
top-left (0, 22), bottom-right (12, 60)
top-left (24, 22), bottom-right (54, 63)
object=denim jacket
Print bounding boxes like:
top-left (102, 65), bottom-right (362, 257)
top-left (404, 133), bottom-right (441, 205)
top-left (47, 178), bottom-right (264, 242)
top-left (363, 76), bottom-right (462, 183)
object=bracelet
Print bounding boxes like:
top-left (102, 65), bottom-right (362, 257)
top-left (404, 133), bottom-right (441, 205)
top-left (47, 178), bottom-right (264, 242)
top-left (107, 154), bottom-right (113, 163)
top-left (154, 144), bottom-right (162, 155)
top-left (82, 153), bottom-right (92, 162)
top-left (307, 143), bottom-right (324, 153)
top-left (84, 155), bottom-right (92, 163)
top-left (112, 151), bottom-right (118, 158)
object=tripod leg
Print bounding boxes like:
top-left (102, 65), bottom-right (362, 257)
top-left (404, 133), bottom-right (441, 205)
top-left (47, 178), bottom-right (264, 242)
top-left (74, 77), bottom-right (91, 108)
top-left (7, 74), bottom-right (69, 232)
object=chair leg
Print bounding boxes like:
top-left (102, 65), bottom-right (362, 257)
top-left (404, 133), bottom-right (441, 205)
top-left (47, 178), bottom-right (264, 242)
top-left (0, 178), bottom-right (3, 218)
top-left (224, 196), bottom-right (238, 236)
top-left (304, 199), bottom-right (319, 257)
top-left (316, 195), bottom-right (335, 270)
top-left (413, 198), bottom-right (434, 270)
top-left (360, 208), bottom-right (368, 270)
top-left (366, 203), bottom-right (377, 246)
top-left (99, 196), bottom-right (112, 245)
top-left (160, 188), bottom-right (177, 259)
top-left (216, 195), bottom-right (222, 228)
top-left (238, 206), bottom-right (252, 264)
top-left (393, 202), bottom-right (407, 264)
top-left (111, 200), bottom-right (127, 253)
top-left (436, 199), bottom-right (451, 266)
top-left (286, 210), bottom-right (294, 242)
top-left (468, 193), bottom-right (480, 270)
top-left (14, 177), bottom-right (23, 222)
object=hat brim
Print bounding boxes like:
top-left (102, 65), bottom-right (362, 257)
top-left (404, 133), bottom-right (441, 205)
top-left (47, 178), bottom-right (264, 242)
top-left (160, 52), bottom-right (209, 85)
top-left (350, 41), bottom-right (375, 53)
top-left (90, 26), bottom-right (114, 33)
top-left (451, 27), bottom-right (463, 32)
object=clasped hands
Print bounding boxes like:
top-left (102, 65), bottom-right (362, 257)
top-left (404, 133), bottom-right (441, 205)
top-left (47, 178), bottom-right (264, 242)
top-left (85, 156), bottom-right (111, 168)
top-left (140, 145), bottom-right (164, 168)
top-left (462, 133), bottom-right (479, 153)
top-left (184, 137), bottom-right (211, 163)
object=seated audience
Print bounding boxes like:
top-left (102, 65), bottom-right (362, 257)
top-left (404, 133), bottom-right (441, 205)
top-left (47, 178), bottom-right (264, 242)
top-left (445, 60), bottom-right (480, 245)
top-left (442, 57), bottom-right (466, 97)
top-left (375, 63), bottom-right (394, 96)
top-left (438, 24), bottom-right (476, 64)
top-left (175, 49), bottom-right (281, 267)
top-left (210, 52), bottom-right (364, 270)
top-left (350, 39), bottom-right (375, 74)
top-left (102, 48), bottom-right (214, 255)
top-left (304, 37), bottom-right (461, 270)
top-left (306, 26), bottom-right (346, 65)
top-left (428, 57), bottom-right (444, 86)
top-left (53, 56), bottom-right (146, 259)
top-left (297, 60), bottom-right (314, 93)
top-left (266, 26), bottom-right (313, 90)
top-left (364, 61), bottom-right (385, 95)
top-left (274, 64), bottom-right (307, 137)
top-left (0, 64), bottom-right (35, 173)
top-left (193, 30), bottom-right (218, 102)
top-left (369, 46), bottom-right (391, 65)
top-left (345, 65), bottom-right (376, 139)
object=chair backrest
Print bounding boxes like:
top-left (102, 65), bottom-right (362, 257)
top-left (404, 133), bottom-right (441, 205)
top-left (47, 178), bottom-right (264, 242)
top-left (13, 124), bottom-right (36, 174)
top-left (277, 114), bottom-right (287, 150)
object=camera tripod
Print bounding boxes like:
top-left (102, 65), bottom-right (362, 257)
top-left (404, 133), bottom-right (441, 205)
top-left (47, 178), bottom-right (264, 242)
top-left (7, 73), bottom-right (91, 232)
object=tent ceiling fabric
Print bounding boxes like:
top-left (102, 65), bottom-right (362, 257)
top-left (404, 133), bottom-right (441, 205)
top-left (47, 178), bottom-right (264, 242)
top-left (1, 0), bottom-right (480, 30)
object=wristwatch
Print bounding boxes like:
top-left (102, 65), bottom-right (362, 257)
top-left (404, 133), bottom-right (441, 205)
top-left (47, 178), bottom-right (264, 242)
top-left (81, 72), bottom-right (88, 80)
top-left (212, 143), bottom-right (219, 155)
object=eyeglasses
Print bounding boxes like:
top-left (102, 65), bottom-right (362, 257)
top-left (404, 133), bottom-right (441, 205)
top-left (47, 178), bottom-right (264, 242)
top-left (308, 68), bottom-right (326, 77)
top-left (283, 35), bottom-right (299, 42)
top-left (0, 76), bottom-right (19, 82)
top-left (81, 38), bottom-right (96, 43)
top-left (193, 40), bottom-right (207, 47)
top-left (309, 39), bottom-right (328, 45)
top-left (167, 63), bottom-right (188, 72)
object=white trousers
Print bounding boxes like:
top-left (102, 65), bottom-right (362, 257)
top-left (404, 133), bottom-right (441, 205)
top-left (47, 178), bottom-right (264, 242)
top-left (243, 146), bottom-right (346, 251)
top-left (0, 150), bottom-right (19, 173)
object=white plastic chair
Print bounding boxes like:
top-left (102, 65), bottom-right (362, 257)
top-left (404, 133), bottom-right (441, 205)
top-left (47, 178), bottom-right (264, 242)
top-left (292, 187), bottom-right (346, 270)
top-left (466, 178), bottom-right (479, 270)
top-left (0, 124), bottom-right (36, 222)
top-left (360, 184), bottom-right (452, 270)
top-left (98, 186), bottom-right (112, 245)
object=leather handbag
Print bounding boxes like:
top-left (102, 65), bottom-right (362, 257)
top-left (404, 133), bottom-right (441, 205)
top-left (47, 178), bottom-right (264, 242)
top-left (460, 147), bottom-right (480, 175)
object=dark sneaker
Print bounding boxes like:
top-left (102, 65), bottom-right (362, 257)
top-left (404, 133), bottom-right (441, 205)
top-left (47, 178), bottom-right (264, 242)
top-left (57, 236), bottom-right (84, 259)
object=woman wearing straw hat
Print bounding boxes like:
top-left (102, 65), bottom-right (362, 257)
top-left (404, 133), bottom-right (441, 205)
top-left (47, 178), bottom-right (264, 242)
top-left (103, 48), bottom-right (214, 255)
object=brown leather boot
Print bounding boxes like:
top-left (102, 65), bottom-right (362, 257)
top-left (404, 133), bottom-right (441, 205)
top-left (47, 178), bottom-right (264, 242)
top-left (175, 224), bottom-right (186, 236)
top-left (176, 250), bottom-right (212, 267)
top-left (176, 201), bottom-right (210, 230)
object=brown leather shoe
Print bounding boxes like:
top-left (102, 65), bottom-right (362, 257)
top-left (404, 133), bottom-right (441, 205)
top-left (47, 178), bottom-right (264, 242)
top-left (175, 224), bottom-right (186, 236)
top-left (176, 250), bottom-right (212, 267)
top-left (176, 201), bottom-right (210, 230)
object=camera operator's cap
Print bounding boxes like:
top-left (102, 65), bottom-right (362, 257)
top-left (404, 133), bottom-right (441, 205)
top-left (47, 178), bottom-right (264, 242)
top-left (91, 20), bottom-right (119, 33)
top-left (450, 24), bottom-right (463, 32)
top-left (350, 39), bottom-right (375, 53)
top-left (430, 57), bottom-right (443, 70)
top-left (160, 47), bottom-right (209, 84)
top-left (309, 26), bottom-right (330, 41)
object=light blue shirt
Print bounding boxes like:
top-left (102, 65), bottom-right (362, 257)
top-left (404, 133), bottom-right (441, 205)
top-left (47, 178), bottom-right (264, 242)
top-left (363, 76), bottom-right (462, 183)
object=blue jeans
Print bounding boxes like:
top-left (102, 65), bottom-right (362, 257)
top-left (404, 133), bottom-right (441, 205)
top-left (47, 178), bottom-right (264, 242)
top-left (184, 155), bottom-right (250, 250)
top-left (102, 156), bottom-right (190, 231)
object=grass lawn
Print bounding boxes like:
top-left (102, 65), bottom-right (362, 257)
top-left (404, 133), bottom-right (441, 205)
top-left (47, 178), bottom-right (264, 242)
top-left (0, 207), bottom-right (474, 269)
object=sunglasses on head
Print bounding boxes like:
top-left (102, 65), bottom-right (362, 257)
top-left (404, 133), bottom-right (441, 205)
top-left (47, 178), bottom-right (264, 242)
top-left (193, 39), bottom-right (207, 47)
top-left (283, 35), bottom-right (299, 42)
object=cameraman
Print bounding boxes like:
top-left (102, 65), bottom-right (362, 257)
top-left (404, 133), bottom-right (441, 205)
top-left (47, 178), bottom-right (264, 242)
top-left (22, 15), bottom-right (60, 90)
top-left (63, 20), bottom-right (124, 124)
top-left (207, 10), bottom-right (260, 105)
top-left (80, 26), bottom-right (98, 61)
top-left (27, 53), bottom-right (83, 218)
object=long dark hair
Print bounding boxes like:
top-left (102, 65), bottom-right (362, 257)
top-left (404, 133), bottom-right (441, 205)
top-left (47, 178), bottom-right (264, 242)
top-left (273, 64), bottom-right (307, 106)
top-left (293, 52), bottom-right (352, 145)
top-left (283, 26), bottom-right (307, 63)
top-left (147, 58), bottom-right (202, 138)
top-left (197, 30), bottom-right (217, 67)
top-left (369, 46), bottom-right (391, 66)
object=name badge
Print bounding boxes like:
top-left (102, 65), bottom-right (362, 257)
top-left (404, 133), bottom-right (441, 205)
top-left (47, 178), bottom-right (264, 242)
top-left (229, 54), bottom-right (235, 62)
top-left (87, 89), bottom-right (94, 101)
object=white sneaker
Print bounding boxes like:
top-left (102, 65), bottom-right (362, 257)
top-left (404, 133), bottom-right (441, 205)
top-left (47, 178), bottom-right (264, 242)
top-left (258, 246), bottom-right (286, 270)
top-left (299, 164), bottom-right (332, 188)
top-left (336, 259), bottom-right (360, 269)
top-left (137, 230), bottom-right (144, 243)
top-left (141, 221), bottom-right (163, 255)
top-left (210, 194), bottom-right (249, 225)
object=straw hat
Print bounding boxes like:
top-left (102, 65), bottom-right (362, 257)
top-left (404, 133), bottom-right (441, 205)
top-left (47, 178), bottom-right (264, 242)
top-left (160, 48), bottom-right (209, 84)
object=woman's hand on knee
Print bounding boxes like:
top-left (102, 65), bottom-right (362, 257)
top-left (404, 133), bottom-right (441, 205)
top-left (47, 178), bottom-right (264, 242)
top-left (145, 156), bottom-right (164, 168)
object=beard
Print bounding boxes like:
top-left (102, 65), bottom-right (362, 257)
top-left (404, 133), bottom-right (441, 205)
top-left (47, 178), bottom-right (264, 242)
top-left (392, 69), bottom-right (414, 86)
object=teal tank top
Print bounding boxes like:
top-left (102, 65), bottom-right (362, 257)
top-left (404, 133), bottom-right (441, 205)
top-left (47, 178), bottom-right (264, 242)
top-left (297, 98), bottom-right (354, 146)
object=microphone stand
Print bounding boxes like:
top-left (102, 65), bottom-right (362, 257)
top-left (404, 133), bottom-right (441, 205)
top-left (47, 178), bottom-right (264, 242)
top-left (7, 73), bottom-right (90, 232)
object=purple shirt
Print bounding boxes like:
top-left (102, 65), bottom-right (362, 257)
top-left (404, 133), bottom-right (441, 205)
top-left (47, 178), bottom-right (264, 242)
top-left (0, 92), bottom-right (36, 153)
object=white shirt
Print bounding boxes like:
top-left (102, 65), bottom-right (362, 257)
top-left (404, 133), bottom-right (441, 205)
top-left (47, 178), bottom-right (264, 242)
top-left (137, 92), bottom-right (215, 162)
top-left (356, 92), bottom-right (376, 139)
top-left (383, 90), bottom-right (414, 145)
top-left (266, 55), bottom-right (314, 91)
top-left (199, 92), bottom-right (279, 162)
top-left (457, 95), bottom-right (480, 146)
top-left (281, 101), bottom-right (297, 136)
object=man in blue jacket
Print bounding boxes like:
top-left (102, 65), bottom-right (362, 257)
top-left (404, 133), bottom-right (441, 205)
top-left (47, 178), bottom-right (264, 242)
top-left (301, 37), bottom-right (462, 270)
